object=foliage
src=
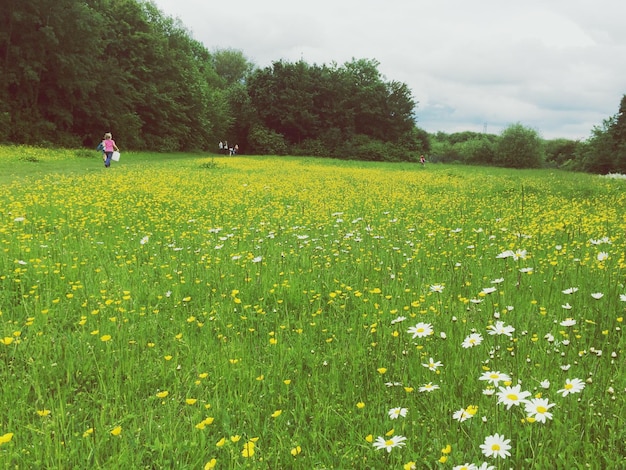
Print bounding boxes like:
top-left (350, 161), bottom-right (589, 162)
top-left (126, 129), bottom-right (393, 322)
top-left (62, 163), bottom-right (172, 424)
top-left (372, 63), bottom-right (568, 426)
top-left (544, 138), bottom-right (580, 168)
top-left (457, 136), bottom-right (496, 165)
top-left (494, 123), bottom-right (544, 168)
top-left (574, 94), bottom-right (626, 174)
top-left (247, 59), bottom-right (417, 156)
top-left (247, 125), bottom-right (288, 155)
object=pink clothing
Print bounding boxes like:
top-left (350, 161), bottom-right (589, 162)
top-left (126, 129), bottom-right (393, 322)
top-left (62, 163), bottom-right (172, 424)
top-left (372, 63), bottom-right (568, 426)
top-left (103, 138), bottom-right (116, 152)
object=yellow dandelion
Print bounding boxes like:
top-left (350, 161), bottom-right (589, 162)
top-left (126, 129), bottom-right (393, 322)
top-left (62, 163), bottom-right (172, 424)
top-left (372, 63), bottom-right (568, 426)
top-left (283, 379), bottom-right (291, 385)
top-left (365, 434), bottom-right (374, 443)
top-left (1, 337), bottom-right (14, 345)
top-left (356, 402), bottom-right (365, 409)
top-left (36, 409), bottom-right (51, 417)
top-left (100, 334), bottom-right (111, 342)
top-left (230, 435), bottom-right (241, 443)
top-left (83, 428), bottom-right (94, 438)
top-left (156, 391), bottom-right (169, 399)
top-left (271, 409), bottom-right (282, 418)
top-left (216, 437), bottom-right (226, 447)
top-left (441, 444), bottom-right (452, 454)
top-left (0, 433), bottom-right (14, 445)
top-left (204, 459), bottom-right (217, 470)
top-left (377, 367), bottom-right (387, 374)
top-left (110, 426), bottom-right (122, 436)
top-left (185, 398), bottom-right (197, 405)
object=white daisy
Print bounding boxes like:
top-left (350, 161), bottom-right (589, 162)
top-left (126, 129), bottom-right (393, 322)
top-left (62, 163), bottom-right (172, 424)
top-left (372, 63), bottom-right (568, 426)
top-left (496, 384), bottom-right (531, 410)
top-left (557, 378), bottom-right (585, 397)
top-left (462, 333), bottom-right (484, 348)
top-left (372, 435), bottom-right (407, 453)
top-left (524, 398), bottom-right (555, 423)
top-left (388, 407), bottom-right (408, 420)
top-left (407, 322), bottom-right (433, 339)
top-left (480, 433), bottom-right (511, 459)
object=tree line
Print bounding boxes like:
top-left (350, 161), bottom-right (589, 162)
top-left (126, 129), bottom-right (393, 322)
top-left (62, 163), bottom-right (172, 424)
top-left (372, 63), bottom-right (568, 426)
top-left (1, 0), bottom-right (624, 172)
top-left (429, 95), bottom-right (626, 173)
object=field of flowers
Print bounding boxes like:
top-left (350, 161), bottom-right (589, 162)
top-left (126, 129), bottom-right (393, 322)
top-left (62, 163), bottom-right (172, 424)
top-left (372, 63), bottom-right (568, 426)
top-left (0, 146), bottom-right (625, 469)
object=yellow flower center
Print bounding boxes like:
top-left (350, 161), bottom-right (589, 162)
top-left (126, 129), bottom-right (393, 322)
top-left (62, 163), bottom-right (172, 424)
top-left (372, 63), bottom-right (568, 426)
top-left (536, 406), bottom-right (547, 413)
top-left (385, 439), bottom-right (394, 446)
top-left (491, 444), bottom-right (500, 451)
top-left (506, 394), bottom-right (518, 401)
top-left (565, 384), bottom-right (573, 389)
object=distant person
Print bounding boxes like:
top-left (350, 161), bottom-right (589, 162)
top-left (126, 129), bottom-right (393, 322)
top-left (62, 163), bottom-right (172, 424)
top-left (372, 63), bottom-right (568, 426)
top-left (224, 141), bottom-right (229, 155)
top-left (219, 141), bottom-right (224, 153)
top-left (102, 132), bottom-right (120, 168)
top-left (233, 144), bottom-right (239, 155)
top-left (420, 154), bottom-right (426, 166)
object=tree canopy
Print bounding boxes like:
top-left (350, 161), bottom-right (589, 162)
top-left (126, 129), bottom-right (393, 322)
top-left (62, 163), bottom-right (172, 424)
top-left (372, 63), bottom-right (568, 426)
top-left (1, 0), bottom-right (624, 172)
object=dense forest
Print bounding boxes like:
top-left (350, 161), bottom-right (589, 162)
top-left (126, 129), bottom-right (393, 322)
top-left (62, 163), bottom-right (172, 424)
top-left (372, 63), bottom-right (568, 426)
top-left (1, 0), bottom-right (625, 172)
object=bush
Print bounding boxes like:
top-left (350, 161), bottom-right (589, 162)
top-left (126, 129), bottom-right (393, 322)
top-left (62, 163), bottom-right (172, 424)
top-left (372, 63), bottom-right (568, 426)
top-left (494, 123), bottom-right (544, 168)
top-left (248, 126), bottom-right (288, 155)
top-left (458, 137), bottom-right (496, 165)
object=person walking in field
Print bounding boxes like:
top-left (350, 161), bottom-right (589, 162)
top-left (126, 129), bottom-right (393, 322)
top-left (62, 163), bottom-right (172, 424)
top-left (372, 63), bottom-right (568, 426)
top-left (420, 154), bottom-right (426, 166)
top-left (102, 132), bottom-right (120, 168)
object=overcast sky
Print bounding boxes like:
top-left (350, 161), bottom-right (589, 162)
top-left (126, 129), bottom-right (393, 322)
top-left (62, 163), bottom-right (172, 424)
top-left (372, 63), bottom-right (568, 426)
top-left (152, 0), bottom-right (626, 140)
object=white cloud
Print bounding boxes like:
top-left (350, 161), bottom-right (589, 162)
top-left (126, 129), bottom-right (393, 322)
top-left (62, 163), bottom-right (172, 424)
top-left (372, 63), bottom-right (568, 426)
top-left (153, 0), bottom-right (626, 140)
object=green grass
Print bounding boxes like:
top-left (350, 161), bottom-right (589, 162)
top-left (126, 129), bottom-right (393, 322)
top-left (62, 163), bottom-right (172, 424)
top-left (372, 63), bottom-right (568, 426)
top-left (0, 145), bottom-right (625, 469)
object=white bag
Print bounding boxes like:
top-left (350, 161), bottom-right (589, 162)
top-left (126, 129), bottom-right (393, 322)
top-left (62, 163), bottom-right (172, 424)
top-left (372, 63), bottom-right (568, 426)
top-left (112, 151), bottom-right (121, 161)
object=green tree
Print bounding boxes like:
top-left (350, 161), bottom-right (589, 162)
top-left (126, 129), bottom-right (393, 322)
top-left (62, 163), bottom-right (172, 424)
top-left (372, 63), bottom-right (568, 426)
top-left (575, 117), bottom-right (615, 174)
top-left (458, 137), bottom-right (496, 165)
top-left (494, 123), bottom-right (544, 168)
top-left (611, 95), bottom-right (626, 172)
top-left (544, 138), bottom-right (579, 167)
top-left (212, 48), bottom-right (255, 87)
top-left (0, 0), bottom-right (106, 144)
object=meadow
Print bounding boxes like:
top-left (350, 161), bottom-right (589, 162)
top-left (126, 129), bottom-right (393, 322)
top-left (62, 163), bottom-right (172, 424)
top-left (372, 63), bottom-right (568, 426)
top-left (0, 145), bottom-right (624, 469)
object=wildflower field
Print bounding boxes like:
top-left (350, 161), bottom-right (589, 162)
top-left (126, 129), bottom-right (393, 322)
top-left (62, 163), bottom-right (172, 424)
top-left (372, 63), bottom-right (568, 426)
top-left (0, 146), bottom-right (625, 469)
